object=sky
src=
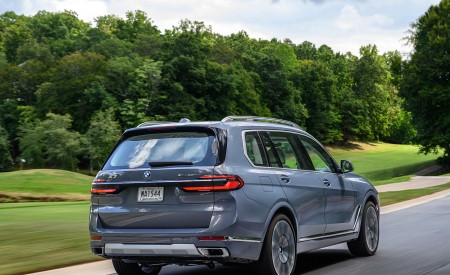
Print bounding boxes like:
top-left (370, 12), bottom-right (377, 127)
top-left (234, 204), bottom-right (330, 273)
top-left (0, 0), bottom-right (442, 55)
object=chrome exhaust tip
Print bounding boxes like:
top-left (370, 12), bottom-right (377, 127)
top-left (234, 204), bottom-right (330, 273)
top-left (198, 248), bottom-right (230, 257)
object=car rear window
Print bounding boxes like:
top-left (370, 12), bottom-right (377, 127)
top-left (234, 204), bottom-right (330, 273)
top-left (104, 131), bottom-right (218, 169)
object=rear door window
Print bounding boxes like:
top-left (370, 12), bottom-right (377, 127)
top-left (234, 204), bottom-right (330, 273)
top-left (264, 132), bottom-right (309, 169)
top-left (104, 131), bottom-right (217, 169)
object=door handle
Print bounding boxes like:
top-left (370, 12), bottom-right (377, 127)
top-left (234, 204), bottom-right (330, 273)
top-left (323, 179), bottom-right (331, 186)
top-left (280, 175), bottom-right (290, 183)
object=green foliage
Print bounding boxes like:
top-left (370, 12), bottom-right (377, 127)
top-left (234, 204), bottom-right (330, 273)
top-left (86, 109), bottom-right (122, 171)
top-left (19, 113), bottom-right (85, 169)
top-left (28, 10), bottom-right (90, 57)
top-left (35, 51), bottom-right (107, 132)
top-left (296, 60), bottom-right (341, 143)
top-left (0, 124), bottom-right (12, 171)
top-left (402, 0), bottom-right (450, 166)
top-left (384, 109), bottom-right (416, 144)
top-left (96, 10), bottom-right (159, 43)
top-left (0, 7), bottom-right (439, 171)
top-left (256, 54), bottom-right (307, 126)
top-left (351, 45), bottom-right (392, 140)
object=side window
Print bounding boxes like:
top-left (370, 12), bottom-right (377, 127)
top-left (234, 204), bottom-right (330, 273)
top-left (298, 136), bottom-right (336, 173)
top-left (244, 132), bottom-right (267, 166)
top-left (264, 132), bottom-right (306, 169)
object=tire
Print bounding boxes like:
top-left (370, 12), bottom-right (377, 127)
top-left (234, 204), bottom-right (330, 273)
top-left (347, 201), bottom-right (379, 256)
top-left (256, 214), bottom-right (297, 275)
top-left (112, 259), bottom-right (162, 275)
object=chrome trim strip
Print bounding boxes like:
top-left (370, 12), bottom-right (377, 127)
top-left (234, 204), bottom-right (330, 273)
top-left (353, 205), bottom-right (362, 231)
top-left (299, 230), bottom-right (356, 242)
top-left (104, 243), bottom-right (201, 256)
top-left (225, 236), bottom-right (261, 243)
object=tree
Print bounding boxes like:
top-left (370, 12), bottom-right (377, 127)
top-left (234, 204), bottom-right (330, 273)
top-left (1, 13), bottom-right (31, 63)
top-left (95, 10), bottom-right (159, 43)
top-left (0, 100), bottom-right (20, 158)
top-left (296, 60), bottom-right (341, 143)
top-left (19, 113), bottom-right (85, 170)
top-left (86, 108), bottom-right (121, 172)
top-left (0, 124), bottom-right (12, 171)
top-left (351, 45), bottom-right (393, 141)
top-left (28, 10), bottom-right (90, 57)
top-left (402, 0), bottom-right (450, 166)
top-left (256, 54), bottom-right (307, 126)
top-left (35, 52), bottom-right (107, 132)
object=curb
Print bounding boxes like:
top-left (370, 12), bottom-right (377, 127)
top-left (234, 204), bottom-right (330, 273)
top-left (380, 189), bottom-right (450, 214)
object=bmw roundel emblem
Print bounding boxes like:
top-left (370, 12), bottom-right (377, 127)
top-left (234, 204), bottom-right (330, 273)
top-left (143, 171), bottom-right (152, 179)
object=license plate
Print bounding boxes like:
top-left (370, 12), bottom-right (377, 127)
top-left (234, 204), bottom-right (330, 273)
top-left (137, 187), bottom-right (164, 202)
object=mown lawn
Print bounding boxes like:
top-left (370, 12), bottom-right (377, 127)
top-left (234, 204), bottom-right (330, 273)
top-left (379, 182), bottom-right (450, 206)
top-left (0, 202), bottom-right (99, 275)
top-left (327, 142), bottom-right (440, 184)
top-left (0, 169), bottom-right (93, 201)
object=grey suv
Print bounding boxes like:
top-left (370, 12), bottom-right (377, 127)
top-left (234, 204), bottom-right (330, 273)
top-left (89, 116), bottom-right (379, 275)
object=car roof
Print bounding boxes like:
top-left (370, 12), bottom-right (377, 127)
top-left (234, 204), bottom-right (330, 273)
top-left (129, 117), bottom-right (307, 135)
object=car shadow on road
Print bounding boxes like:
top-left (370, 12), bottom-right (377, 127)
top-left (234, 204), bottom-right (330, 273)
top-left (297, 248), bottom-right (353, 274)
top-left (157, 248), bottom-right (353, 275)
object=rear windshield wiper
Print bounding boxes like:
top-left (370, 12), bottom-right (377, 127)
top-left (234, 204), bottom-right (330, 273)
top-left (148, 161), bottom-right (193, 167)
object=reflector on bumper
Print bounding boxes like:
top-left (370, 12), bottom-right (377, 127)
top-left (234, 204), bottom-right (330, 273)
top-left (104, 243), bottom-right (201, 256)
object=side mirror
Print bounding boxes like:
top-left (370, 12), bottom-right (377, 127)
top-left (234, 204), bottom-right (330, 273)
top-left (340, 160), bottom-right (354, 173)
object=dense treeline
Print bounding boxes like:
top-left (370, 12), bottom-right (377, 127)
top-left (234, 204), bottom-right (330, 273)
top-left (0, 9), bottom-right (422, 171)
top-left (401, 0), bottom-right (450, 167)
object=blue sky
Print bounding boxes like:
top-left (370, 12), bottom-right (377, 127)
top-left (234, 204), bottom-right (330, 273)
top-left (0, 0), bottom-right (441, 55)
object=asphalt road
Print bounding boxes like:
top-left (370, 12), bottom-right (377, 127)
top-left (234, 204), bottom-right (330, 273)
top-left (30, 194), bottom-right (450, 275)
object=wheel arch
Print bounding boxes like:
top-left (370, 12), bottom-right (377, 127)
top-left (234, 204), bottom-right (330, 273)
top-left (364, 190), bottom-right (380, 211)
top-left (261, 201), bottom-right (298, 242)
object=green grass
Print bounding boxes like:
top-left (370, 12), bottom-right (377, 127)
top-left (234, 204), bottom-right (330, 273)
top-left (0, 202), bottom-right (99, 275)
top-left (370, 175), bottom-right (413, 186)
top-left (327, 142), bottom-right (440, 184)
top-left (0, 169), bottom-right (93, 201)
top-left (379, 182), bottom-right (450, 206)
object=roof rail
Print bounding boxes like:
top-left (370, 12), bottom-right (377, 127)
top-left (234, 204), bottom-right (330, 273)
top-left (221, 116), bottom-right (303, 130)
top-left (136, 118), bottom-right (192, 128)
top-left (136, 121), bottom-right (176, 128)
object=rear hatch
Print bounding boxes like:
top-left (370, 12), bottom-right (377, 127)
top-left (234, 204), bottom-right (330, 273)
top-left (92, 126), bottom-right (225, 229)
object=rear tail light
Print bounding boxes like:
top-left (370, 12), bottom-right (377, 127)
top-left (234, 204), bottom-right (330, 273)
top-left (181, 175), bottom-right (244, 192)
top-left (90, 188), bottom-right (117, 194)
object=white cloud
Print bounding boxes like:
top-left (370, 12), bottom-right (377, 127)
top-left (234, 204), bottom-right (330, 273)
top-left (54, 0), bottom-right (108, 22)
top-left (16, 0), bottom-right (108, 22)
top-left (336, 5), bottom-right (393, 31)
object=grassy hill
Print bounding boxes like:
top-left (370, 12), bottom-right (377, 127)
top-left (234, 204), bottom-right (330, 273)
top-left (0, 169), bottom-right (93, 202)
top-left (327, 142), bottom-right (439, 184)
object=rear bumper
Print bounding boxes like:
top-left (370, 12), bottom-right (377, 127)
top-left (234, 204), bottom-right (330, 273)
top-left (91, 237), bottom-right (262, 263)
